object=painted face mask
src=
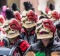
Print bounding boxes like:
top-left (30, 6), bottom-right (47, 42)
top-left (3, 19), bottom-right (22, 38)
top-left (22, 10), bottom-right (38, 28)
top-left (36, 19), bottom-right (56, 39)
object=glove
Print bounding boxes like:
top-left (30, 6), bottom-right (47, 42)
top-left (19, 40), bottom-right (30, 52)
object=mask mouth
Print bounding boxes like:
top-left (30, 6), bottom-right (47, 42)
top-left (7, 30), bottom-right (17, 35)
top-left (39, 31), bottom-right (49, 35)
top-left (25, 22), bottom-right (32, 25)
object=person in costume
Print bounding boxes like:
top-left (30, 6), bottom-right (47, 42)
top-left (25, 19), bottom-right (60, 56)
top-left (2, 19), bottom-right (30, 56)
top-left (45, 9), bottom-right (60, 23)
top-left (21, 10), bottom-right (38, 44)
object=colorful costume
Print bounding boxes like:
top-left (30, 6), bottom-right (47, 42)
top-left (26, 19), bottom-right (60, 56)
top-left (21, 10), bottom-right (38, 44)
top-left (3, 19), bottom-right (30, 56)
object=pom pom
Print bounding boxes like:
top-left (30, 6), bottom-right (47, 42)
top-left (43, 19), bottom-right (56, 33)
top-left (27, 10), bottom-right (38, 22)
top-left (9, 19), bottom-right (22, 31)
top-left (52, 11), bottom-right (60, 19)
top-left (14, 11), bottom-right (21, 21)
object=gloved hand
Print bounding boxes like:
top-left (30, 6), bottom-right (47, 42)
top-left (0, 40), bottom-right (4, 46)
top-left (19, 40), bottom-right (30, 52)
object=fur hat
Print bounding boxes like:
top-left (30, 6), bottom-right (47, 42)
top-left (36, 19), bottom-right (56, 39)
top-left (11, 3), bottom-right (18, 11)
top-left (0, 28), bottom-right (6, 40)
top-left (1, 5), bottom-right (7, 18)
top-left (23, 2), bottom-right (34, 11)
top-left (5, 9), bottom-right (14, 20)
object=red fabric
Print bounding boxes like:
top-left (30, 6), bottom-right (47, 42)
top-left (0, 15), bottom-right (5, 23)
top-left (9, 19), bottom-right (22, 31)
top-left (45, 7), bottom-right (50, 14)
top-left (52, 11), bottom-right (60, 19)
top-left (0, 41), bottom-right (4, 46)
top-left (14, 11), bottom-right (21, 21)
top-left (19, 40), bottom-right (30, 52)
top-left (27, 10), bottom-right (38, 22)
top-left (43, 19), bottom-right (56, 33)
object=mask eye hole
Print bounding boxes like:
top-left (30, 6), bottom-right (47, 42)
top-left (3, 25), bottom-right (8, 28)
top-left (22, 16), bottom-right (26, 18)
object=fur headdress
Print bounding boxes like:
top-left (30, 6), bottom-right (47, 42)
top-left (5, 9), bottom-right (14, 20)
top-left (11, 3), bottom-right (18, 11)
top-left (23, 2), bottom-right (34, 11)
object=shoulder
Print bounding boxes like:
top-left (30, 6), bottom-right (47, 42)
top-left (30, 41), bottom-right (40, 53)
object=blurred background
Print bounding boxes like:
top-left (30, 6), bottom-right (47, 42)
top-left (0, 0), bottom-right (60, 14)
